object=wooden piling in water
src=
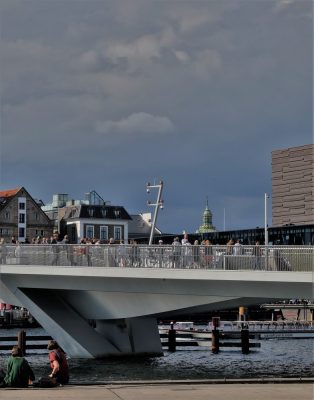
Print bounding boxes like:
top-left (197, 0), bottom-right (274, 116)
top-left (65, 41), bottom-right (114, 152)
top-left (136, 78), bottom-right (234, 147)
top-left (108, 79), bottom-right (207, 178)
top-left (241, 329), bottom-right (250, 354)
top-left (168, 328), bottom-right (176, 352)
top-left (0, 329), bottom-right (261, 354)
top-left (211, 317), bottom-right (220, 354)
top-left (17, 330), bottom-right (26, 355)
top-left (211, 329), bottom-right (220, 354)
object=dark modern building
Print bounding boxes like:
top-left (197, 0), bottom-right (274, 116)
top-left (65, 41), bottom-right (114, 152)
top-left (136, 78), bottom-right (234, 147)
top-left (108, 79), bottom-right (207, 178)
top-left (149, 223), bottom-right (314, 246)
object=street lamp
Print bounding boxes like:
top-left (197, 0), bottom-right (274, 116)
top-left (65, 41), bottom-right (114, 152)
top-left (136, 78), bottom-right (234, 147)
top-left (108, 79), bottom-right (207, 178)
top-left (264, 193), bottom-right (270, 246)
top-left (146, 180), bottom-right (164, 245)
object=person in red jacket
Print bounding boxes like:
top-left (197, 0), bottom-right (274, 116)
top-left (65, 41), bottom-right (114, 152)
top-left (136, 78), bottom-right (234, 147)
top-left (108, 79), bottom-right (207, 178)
top-left (47, 340), bottom-right (69, 385)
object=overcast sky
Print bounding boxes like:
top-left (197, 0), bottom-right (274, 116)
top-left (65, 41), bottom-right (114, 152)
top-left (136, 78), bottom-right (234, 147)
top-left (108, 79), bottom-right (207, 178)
top-left (0, 0), bottom-right (312, 234)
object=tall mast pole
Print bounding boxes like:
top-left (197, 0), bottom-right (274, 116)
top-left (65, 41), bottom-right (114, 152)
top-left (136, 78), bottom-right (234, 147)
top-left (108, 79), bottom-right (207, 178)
top-left (147, 180), bottom-right (164, 245)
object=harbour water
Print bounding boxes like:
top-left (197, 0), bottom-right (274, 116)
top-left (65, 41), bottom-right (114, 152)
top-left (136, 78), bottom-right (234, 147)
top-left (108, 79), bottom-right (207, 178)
top-left (0, 327), bottom-right (313, 383)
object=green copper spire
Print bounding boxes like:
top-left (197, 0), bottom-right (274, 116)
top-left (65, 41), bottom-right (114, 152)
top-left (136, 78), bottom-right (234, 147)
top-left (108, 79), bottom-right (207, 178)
top-left (197, 197), bottom-right (216, 233)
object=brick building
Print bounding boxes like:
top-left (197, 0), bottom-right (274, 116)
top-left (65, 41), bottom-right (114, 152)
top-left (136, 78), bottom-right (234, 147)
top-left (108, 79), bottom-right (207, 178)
top-left (0, 187), bottom-right (53, 242)
top-left (272, 144), bottom-right (314, 226)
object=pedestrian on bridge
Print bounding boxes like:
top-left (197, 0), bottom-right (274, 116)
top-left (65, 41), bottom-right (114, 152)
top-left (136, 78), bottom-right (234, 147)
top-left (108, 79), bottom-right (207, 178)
top-left (171, 237), bottom-right (181, 268)
top-left (233, 239), bottom-right (243, 255)
top-left (50, 233), bottom-right (61, 266)
top-left (253, 240), bottom-right (262, 269)
top-left (0, 238), bottom-right (7, 265)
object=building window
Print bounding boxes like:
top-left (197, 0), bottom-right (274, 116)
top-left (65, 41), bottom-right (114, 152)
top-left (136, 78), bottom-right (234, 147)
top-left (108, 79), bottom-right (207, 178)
top-left (114, 226), bottom-right (122, 241)
top-left (86, 225), bottom-right (94, 239)
top-left (19, 214), bottom-right (25, 224)
top-left (19, 202), bottom-right (25, 210)
top-left (88, 207), bottom-right (94, 217)
top-left (100, 226), bottom-right (108, 241)
top-left (4, 211), bottom-right (10, 220)
top-left (101, 208), bottom-right (107, 218)
top-left (114, 209), bottom-right (120, 218)
top-left (35, 213), bottom-right (39, 221)
top-left (19, 227), bottom-right (25, 238)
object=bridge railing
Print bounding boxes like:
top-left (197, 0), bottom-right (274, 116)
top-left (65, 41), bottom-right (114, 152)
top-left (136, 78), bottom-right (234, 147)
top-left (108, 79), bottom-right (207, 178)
top-left (0, 244), bottom-right (313, 272)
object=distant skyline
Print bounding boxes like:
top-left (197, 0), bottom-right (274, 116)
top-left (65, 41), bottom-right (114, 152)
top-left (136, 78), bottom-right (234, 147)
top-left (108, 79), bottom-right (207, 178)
top-left (0, 0), bottom-right (313, 234)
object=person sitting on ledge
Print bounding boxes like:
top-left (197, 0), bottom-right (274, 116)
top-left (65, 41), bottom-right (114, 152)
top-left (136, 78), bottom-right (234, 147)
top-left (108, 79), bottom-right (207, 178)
top-left (1, 345), bottom-right (35, 388)
top-left (47, 340), bottom-right (69, 385)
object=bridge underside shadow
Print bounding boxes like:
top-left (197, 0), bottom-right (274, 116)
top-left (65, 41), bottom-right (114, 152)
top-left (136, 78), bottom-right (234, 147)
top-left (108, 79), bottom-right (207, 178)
top-left (8, 286), bottom-right (274, 358)
top-left (14, 288), bottom-right (163, 358)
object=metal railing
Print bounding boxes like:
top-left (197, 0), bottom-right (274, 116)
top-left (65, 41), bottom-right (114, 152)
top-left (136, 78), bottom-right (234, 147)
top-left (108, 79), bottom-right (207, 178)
top-left (0, 244), bottom-right (313, 272)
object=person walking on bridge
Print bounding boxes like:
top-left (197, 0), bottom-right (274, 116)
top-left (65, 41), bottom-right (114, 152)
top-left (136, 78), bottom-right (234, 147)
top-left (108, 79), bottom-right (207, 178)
top-left (50, 233), bottom-right (61, 266)
top-left (233, 239), bottom-right (243, 255)
top-left (171, 237), bottom-right (181, 268)
top-left (253, 240), bottom-right (262, 269)
top-left (0, 238), bottom-right (7, 265)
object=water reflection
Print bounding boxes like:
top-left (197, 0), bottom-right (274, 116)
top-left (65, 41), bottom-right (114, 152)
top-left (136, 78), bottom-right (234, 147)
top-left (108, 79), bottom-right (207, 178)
top-left (60, 341), bottom-right (314, 383)
top-left (0, 328), bottom-right (313, 383)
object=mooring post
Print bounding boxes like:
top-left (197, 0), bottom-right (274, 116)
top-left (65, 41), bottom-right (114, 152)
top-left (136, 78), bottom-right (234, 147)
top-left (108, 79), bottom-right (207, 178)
top-left (168, 323), bottom-right (176, 352)
top-left (239, 307), bottom-right (250, 354)
top-left (17, 330), bottom-right (26, 356)
top-left (211, 317), bottom-right (220, 354)
top-left (241, 328), bottom-right (250, 354)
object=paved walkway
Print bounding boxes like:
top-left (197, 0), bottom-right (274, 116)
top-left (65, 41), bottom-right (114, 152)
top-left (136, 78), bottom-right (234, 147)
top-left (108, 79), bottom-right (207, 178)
top-left (0, 383), bottom-right (313, 400)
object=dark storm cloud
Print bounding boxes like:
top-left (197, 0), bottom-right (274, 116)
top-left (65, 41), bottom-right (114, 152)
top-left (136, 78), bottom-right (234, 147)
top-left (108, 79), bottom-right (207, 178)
top-left (0, 0), bottom-right (312, 234)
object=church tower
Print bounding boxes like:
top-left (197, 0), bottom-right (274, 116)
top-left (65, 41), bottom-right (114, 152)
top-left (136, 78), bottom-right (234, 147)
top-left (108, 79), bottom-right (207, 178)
top-left (197, 197), bottom-right (216, 234)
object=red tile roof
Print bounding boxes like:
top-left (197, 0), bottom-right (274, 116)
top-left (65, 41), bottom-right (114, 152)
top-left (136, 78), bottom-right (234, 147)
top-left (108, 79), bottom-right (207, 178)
top-left (0, 187), bottom-right (21, 198)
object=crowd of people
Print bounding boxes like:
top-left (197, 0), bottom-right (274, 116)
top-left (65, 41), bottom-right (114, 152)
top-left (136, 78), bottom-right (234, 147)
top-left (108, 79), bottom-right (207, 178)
top-left (0, 340), bottom-right (69, 388)
top-left (167, 235), bottom-right (259, 269)
top-left (0, 232), bottom-right (273, 272)
top-left (2, 234), bottom-right (127, 246)
top-left (0, 232), bottom-right (266, 270)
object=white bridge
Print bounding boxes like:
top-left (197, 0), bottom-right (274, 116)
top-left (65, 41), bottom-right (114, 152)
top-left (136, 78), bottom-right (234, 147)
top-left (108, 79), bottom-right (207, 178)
top-left (0, 244), bottom-right (313, 358)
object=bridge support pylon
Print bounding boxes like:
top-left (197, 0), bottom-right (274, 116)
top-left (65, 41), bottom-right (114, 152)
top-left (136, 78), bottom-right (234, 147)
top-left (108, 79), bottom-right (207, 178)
top-left (4, 286), bottom-right (163, 358)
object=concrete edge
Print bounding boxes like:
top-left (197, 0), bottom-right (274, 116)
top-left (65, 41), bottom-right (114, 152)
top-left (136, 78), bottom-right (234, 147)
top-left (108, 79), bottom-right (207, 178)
top-left (44, 377), bottom-right (314, 386)
top-left (1, 377), bottom-right (313, 390)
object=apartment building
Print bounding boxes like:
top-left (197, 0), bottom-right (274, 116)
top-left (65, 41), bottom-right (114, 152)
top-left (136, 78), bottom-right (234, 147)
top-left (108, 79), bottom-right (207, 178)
top-left (0, 187), bottom-right (53, 242)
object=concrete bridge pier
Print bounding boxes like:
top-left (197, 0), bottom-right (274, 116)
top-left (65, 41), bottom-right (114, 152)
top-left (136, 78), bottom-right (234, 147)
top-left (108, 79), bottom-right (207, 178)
top-left (95, 317), bottom-right (163, 356)
top-left (3, 285), bottom-right (163, 359)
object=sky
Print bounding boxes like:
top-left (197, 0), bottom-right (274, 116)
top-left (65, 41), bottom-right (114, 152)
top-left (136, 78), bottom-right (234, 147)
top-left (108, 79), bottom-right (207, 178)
top-left (0, 0), bottom-right (313, 235)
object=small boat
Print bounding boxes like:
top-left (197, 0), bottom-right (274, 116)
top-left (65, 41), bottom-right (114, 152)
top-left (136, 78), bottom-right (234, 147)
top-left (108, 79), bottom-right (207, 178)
top-left (0, 308), bottom-right (38, 328)
top-left (173, 321), bottom-right (194, 331)
top-left (259, 331), bottom-right (314, 339)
